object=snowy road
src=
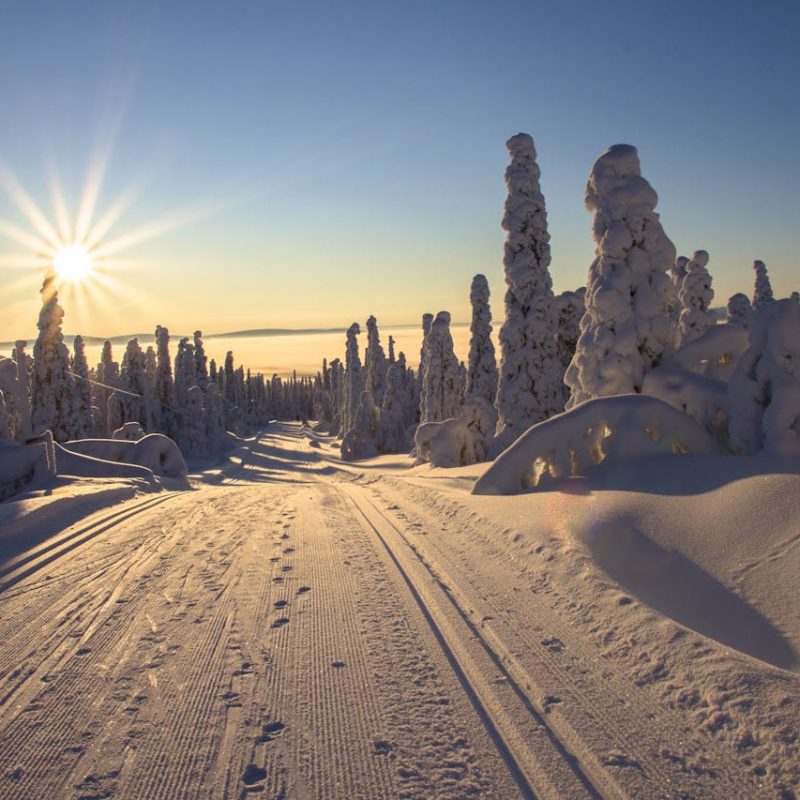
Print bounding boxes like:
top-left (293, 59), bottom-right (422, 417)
top-left (0, 424), bottom-right (795, 799)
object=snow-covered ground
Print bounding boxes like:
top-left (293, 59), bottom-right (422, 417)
top-left (0, 423), bottom-right (798, 799)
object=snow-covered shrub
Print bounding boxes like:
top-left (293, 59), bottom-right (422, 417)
top-left (473, 394), bottom-right (723, 495)
top-left (669, 323), bottom-right (749, 381)
top-left (341, 391), bottom-right (378, 461)
top-left (420, 311), bottom-right (461, 423)
top-left (677, 250), bottom-right (715, 346)
top-left (415, 396), bottom-right (497, 468)
top-left (0, 433), bottom-right (56, 500)
top-left (62, 433), bottom-right (188, 479)
top-left (494, 133), bottom-right (563, 452)
top-left (30, 274), bottom-right (79, 441)
top-left (565, 145), bottom-right (678, 408)
top-left (642, 367), bottom-right (729, 443)
top-left (112, 421), bottom-right (145, 440)
top-left (726, 293), bottom-right (753, 327)
top-left (728, 299), bottom-right (800, 455)
top-left (752, 260), bottom-right (774, 310)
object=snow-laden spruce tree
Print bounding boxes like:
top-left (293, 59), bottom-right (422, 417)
top-left (669, 256), bottom-right (689, 321)
top-left (378, 352), bottom-right (414, 452)
top-left (364, 315), bottom-right (388, 405)
top-left (71, 335), bottom-right (94, 438)
top-left (565, 144), bottom-right (678, 408)
top-left (677, 250), bottom-right (716, 346)
top-left (205, 382), bottom-right (226, 452)
top-left (0, 390), bottom-right (10, 440)
top-left (726, 293), bottom-right (753, 327)
top-left (30, 273), bottom-right (79, 441)
top-left (729, 299), bottom-right (800, 455)
top-left (341, 323), bottom-right (364, 437)
top-left (154, 325), bottom-right (174, 436)
top-left (752, 260), bottom-right (775, 310)
top-left (388, 335), bottom-right (396, 363)
top-left (554, 288), bottom-right (586, 370)
top-left (119, 338), bottom-right (154, 430)
top-left (341, 391), bottom-right (379, 460)
top-left (494, 133), bottom-right (563, 451)
top-left (194, 330), bottom-right (208, 387)
top-left (420, 311), bottom-right (461, 423)
top-left (466, 274), bottom-right (498, 404)
top-left (415, 313), bottom-right (434, 419)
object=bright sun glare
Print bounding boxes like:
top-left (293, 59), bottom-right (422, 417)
top-left (53, 244), bottom-right (93, 282)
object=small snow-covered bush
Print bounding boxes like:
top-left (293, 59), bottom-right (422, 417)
top-left (62, 434), bottom-right (188, 479)
top-left (669, 323), bottom-right (749, 382)
top-left (415, 396), bottom-right (496, 468)
top-left (728, 299), bottom-right (800, 455)
top-left (677, 250), bottom-right (715, 346)
top-left (472, 394), bottom-right (723, 495)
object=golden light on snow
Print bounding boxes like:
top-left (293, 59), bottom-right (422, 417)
top-left (53, 243), bottom-right (93, 283)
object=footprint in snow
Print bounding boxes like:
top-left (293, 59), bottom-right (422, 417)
top-left (259, 721), bottom-right (285, 743)
top-left (271, 617), bottom-right (290, 629)
top-left (242, 764), bottom-right (267, 785)
top-left (296, 586), bottom-right (311, 594)
top-left (274, 599), bottom-right (288, 609)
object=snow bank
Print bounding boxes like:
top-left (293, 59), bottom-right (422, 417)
top-left (62, 434), bottom-right (188, 479)
top-left (0, 435), bottom-right (57, 500)
top-left (473, 394), bottom-right (723, 495)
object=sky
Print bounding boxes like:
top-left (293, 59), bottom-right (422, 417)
top-left (0, 0), bottom-right (798, 340)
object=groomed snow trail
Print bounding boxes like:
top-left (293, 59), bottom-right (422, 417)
top-left (0, 423), bottom-right (795, 799)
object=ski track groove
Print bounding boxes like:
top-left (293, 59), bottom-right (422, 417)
top-left (373, 476), bottom-right (762, 799)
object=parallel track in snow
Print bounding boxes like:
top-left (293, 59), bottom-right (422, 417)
top-left (343, 484), bottom-right (615, 800)
top-left (0, 492), bottom-right (178, 594)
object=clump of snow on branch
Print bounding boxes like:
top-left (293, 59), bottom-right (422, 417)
top-left (473, 394), bottom-right (723, 495)
top-left (565, 145), bottom-right (678, 408)
top-left (494, 133), bottom-right (563, 452)
top-left (677, 250), bottom-right (715, 346)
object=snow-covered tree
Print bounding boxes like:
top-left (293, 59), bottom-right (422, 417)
top-left (154, 326), bottom-right (174, 436)
top-left (120, 338), bottom-right (154, 429)
top-left (184, 385), bottom-right (207, 456)
top-left (364, 315), bottom-right (388, 405)
top-left (466, 274), bottom-right (498, 404)
top-left (729, 299), bottom-right (800, 455)
top-left (378, 352), bottom-right (414, 452)
top-left (71, 335), bottom-right (94, 438)
top-left (416, 313), bottom-right (434, 418)
top-left (554, 288), bottom-right (586, 370)
top-left (341, 391), bottom-right (379, 460)
top-left (678, 250), bottom-right (716, 346)
top-left (95, 341), bottom-right (118, 435)
top-left (0, 390), bottom-right (10, 440)
top-left (669, 256), bottom-right (689, 321)
top-left (205, 382), bottom-right (226, 451)
top-left (494, 133), bottom-right (563, 451)
top-left (340, 323), bottom-right (364, 437)
top-left (726, 293), bottom-right (753, 327)
top-left (420, 311), bottom-right (461, 423)
top-left (194, 330), bottom-right (208, 387)
top-left (388, 335), bottom-right (396, 363)
top-left (752, 260), bottom-right (774, 310)
top-left (565, 144), bottom-right (678, 408)
top-left (30, 274), bottom-right (79, 441)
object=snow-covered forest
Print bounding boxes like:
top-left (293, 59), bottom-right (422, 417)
top-left (2, 133), bottom-right (799, 800)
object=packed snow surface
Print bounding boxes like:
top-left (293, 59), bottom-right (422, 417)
top-left (0, 423), bottom-right (797, 799)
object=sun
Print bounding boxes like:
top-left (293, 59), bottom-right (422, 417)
top-left (53, 243), bottom-right (93, 282)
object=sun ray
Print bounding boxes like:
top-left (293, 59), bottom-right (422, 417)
top-left (0, 163), bottom-right (62, 248)
top-left (46, 161), bottom-right (73, 244)
top-left (0, 218), bottom-right (54, 254)
top-left (90, 198), bottom-right (232, 261)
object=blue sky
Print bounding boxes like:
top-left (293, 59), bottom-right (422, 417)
top-left (0, 0), bottom-right (798, 336)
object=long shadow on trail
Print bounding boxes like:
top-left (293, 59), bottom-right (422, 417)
top-left (585, 516), bottom-right (798, 671)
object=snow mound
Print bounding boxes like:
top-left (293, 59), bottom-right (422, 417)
top-left (473, 394), bottom-right (723, 495)
top-left (62, 434), bottom-right (188, 479)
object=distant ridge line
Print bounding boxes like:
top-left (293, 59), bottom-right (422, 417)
top-left (1, 322), bottom-right (469, 349)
